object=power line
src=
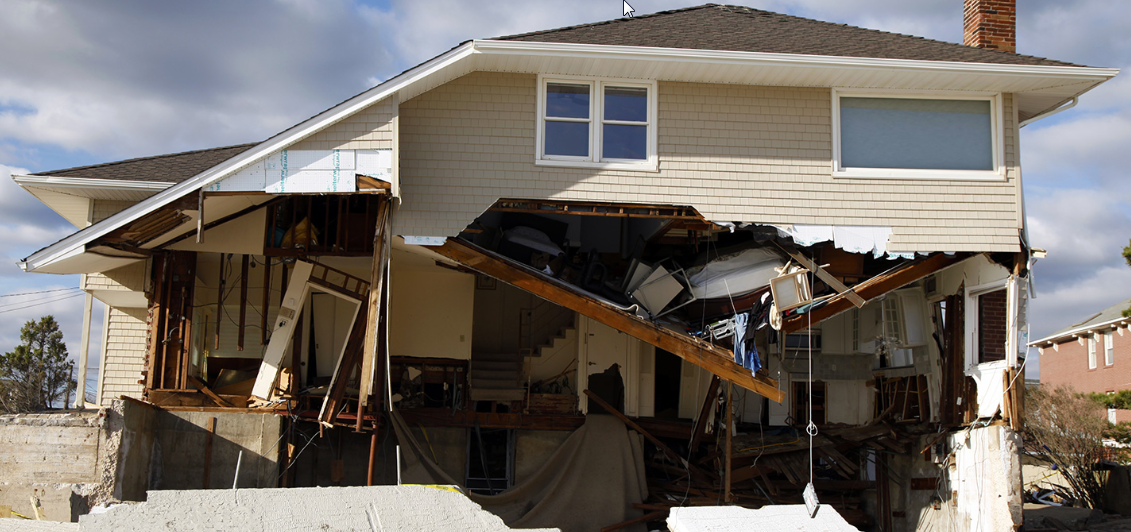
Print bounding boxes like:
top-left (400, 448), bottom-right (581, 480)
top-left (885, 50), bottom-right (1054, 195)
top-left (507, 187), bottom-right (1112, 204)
top-left (0, 287), bottom-right (81, 298)
top-left (0, 292), bottom-right (86, 314)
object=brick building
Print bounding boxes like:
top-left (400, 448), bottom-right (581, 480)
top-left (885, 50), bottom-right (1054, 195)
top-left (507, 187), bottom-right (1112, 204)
top-left (1032, 297), bottom-right (1131, 423)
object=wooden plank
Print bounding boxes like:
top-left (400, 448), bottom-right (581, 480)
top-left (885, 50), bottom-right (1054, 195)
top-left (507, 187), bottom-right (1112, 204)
top-left (238, 254), bottom-right (249, 351)
top-left (189, 376), bottom-right (233, 408)
top-left (430, 239), bottom-right (784, 402)
top-left (689, 375), bottom-right (720, 453)
top-left (358, 197), bottom-right (391, 429)
top-left (318, 306), bottom-right (367, 425)
top-left (144, 254), bottom-right (167, 393)
top-left (202, 417), bottom-right (216, 488)
top-left (252, 261), bottom-right (314, 399)
top-left (782, 253), bottom-right (970, 334)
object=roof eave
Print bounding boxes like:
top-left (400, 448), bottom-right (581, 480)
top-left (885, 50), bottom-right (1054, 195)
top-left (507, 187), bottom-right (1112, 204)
top-left (1029, 317), bottom-right (1131, 347)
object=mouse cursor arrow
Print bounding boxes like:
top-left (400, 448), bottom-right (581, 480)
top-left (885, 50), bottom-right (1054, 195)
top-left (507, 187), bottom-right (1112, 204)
top-left (623, 0), bottom-right (635, 17)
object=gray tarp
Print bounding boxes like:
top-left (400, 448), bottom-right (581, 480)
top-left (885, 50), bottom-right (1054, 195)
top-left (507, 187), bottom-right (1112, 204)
top-left (391, 409), bottom-right (648, 532)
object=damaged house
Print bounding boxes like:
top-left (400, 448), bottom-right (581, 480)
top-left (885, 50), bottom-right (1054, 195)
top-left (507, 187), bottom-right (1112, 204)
top-left (9, 1), bottom-right (1118, 530)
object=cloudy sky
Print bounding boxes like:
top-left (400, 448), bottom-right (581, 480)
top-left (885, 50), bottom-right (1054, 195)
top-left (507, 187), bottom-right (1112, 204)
top-left (1, 0), bottom-right (1128, 386)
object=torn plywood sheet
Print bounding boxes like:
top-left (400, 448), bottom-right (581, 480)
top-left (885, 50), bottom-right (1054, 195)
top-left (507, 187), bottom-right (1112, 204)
top-left (667, 505), bottom-right (859, 532)
top-left (206, 149), bottom-right (391, 193)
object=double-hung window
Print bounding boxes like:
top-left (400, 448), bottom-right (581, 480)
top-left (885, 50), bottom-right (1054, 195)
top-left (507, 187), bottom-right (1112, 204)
top-left (1089, 333), bottom-right (1098, 369)
top-left (1105, 331), bottom-right (1114, 366)
top-left (832, 91), bottom-right (1004, 180)
top-left (537, 77), bottom-right (657, 171)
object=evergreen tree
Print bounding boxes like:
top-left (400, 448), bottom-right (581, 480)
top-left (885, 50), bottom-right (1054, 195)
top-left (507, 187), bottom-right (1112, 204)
top-left (0, 316), bottom-right (76, 413)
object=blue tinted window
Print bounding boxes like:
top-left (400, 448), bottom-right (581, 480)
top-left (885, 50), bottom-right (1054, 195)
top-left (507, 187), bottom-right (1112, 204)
top-left (840, 97), bottom-right (993, 171)
top-left (546, 83), bottom-right (590, 119)
top-left (604, 87), bottom-right (647, 122)
top-left (602, 124), bottom-right (646, 160)
top-left (545, 121), bottom-right (589, 157)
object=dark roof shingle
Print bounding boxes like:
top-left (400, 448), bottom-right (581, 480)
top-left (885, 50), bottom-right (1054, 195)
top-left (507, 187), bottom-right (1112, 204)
top-left (495, 4), bottom-right (1081, 67)
top-left (32, 143), bottom-right (258, 183)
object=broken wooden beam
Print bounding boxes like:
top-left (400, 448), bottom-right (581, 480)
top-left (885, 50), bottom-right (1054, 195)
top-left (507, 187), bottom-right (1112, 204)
top-left (689, 375), bottom-right (720, 453)
top-left (358, 196), bottom-right (391, 428)
top-left (189, 376), bottom-right (234, 408)
top-left (238, 254), bottom-right (249, 351)
top-left (429, 238), bottom-right (784, 402)
top-left (782, 252), bottom-right (970, 334)
top-left (773, 242), bottom-right (865, 308)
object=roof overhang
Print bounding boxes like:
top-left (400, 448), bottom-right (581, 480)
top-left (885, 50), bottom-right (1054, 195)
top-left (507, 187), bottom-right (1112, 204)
top-left (13, 174), bottom-right (171, 228)
top-left (1029, 317), bottom-right (1131, 347)
top-left (19, 40), bottom-right (1117, 274)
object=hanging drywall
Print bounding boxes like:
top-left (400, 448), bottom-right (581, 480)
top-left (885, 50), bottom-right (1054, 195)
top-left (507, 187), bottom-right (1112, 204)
top-left (206, 149), bottom-right (392, 194)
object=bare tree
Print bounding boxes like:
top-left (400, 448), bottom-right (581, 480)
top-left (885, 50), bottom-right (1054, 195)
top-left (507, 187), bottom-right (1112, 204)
top-left (1024, 385), bottom-right (1110, 509)
top-left (0, 316), bottom-right (76, 413)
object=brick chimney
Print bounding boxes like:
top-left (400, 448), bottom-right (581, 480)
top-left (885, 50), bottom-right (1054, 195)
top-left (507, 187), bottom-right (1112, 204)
top-left (963, 0), bottom-right (1016, 53)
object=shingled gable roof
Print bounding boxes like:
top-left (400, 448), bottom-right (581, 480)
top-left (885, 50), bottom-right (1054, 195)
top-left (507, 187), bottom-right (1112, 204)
top-left (495, 4), bottom-right (1082, 68)
top-left (1032, 296), bottom-right (1131, 345)
top-left (31, 143), bottom-right (258, 184)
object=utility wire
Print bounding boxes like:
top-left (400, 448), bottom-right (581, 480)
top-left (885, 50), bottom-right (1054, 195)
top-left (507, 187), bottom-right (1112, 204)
top-left (0, 287), bottom-right (81, 298)
top-left (0, 292), bottom-right (86, 314)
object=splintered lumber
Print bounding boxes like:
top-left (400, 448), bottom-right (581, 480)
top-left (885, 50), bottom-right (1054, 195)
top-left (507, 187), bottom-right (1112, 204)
top-left (782, 252), bottom-right (969, 334)
top-left (318, 308), bottom-right (368, 425)
top-left (689, 375), bottom-right (720, 453)
top-left (252, 261), bottom-right (315, 400)
top-left (357, 196), bottom-right (391, 428)
top-left (431, 238), bottom-right (783, 402)
top-left (189, 376), bottom-right (233, 408)
top-left (215, 253), bottom-right (226, 350)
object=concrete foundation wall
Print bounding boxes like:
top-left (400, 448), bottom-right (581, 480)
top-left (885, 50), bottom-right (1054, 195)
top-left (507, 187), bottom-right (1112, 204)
top-left (0, 411), bottom-right (106, 522)
top-left (148, 410), bottom-right (282, 491)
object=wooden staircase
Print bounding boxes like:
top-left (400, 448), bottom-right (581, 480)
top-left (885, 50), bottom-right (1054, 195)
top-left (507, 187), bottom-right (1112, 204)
top-left (469, 351), bottom-right (525, 402)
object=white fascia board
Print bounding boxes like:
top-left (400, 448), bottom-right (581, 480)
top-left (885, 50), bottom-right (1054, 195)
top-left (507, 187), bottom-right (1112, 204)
top-left (13, 174), bottom-right (171, 193)
top-left (472, 40), bottom-right (1120, 82)
top-left (1029, 317), bottom-right (1129, 347)
top-left (19, 42), bottom-right (478, 274)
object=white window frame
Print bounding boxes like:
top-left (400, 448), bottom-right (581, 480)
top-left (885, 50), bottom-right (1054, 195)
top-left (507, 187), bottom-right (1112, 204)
top-left (964, 280), bottom-right (1013, 372)
top-left (831, 89), bottom-right (1006, 181)
top-left (1088, 333), bottom-right (1098, 370)
top-left (1104, 331), bottom-right (1114, 366)
top-left (536, 75), bottom-right (659, 172)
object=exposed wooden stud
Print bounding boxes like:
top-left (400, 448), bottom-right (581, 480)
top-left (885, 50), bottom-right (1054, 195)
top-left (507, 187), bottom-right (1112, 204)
top-left (430, 239), bottom-right (784, 402)
top-left (215, 253), bottom-right (226, 350)
top-left (261, 258), bottom-right (272, 345)
top-left (238, 254), bottom-right (249, 351)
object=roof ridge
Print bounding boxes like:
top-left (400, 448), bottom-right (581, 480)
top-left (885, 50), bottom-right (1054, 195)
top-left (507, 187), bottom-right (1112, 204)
top-left (494, 3), bottom-right (1078, 68)
top-left (492, 4), bottom-right (718, 41)
top-left (31, 142), bottom-right (260, 176)
top-left (707, 4), bottom-right (1074, 66)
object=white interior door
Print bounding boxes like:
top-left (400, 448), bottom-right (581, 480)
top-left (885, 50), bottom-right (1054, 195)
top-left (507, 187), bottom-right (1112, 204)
top-left (578, 317), bottom-right (637, 415)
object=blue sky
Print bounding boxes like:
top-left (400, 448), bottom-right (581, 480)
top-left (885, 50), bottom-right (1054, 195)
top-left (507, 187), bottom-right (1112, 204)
top-left (1, 0), bottom-right (1129, 385)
